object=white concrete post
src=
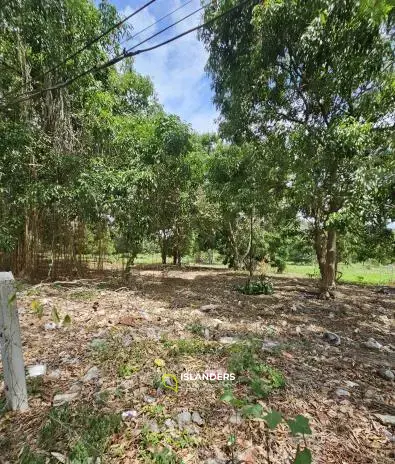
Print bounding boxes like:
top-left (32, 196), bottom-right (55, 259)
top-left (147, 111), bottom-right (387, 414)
top-left (0, 272), bottom-right (29, 411)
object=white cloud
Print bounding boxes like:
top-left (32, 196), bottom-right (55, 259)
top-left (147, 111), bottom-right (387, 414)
top-left (121, 0), bottom-right (218, 134)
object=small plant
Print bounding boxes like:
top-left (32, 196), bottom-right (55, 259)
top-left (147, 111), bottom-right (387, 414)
top-left (19, 446), bottom-right (46, 464)
top-left (30, 300), bottom-right (44, 319)
top-left (117, 362), bottom-right (139, 378)
top-left (221, 390), bottom-right (312, 464)
top-left (236, 278), bottom-right (274, 295)
top-left (186, 321), bottom-right (204, 336)
top-left (162, 338), bottom-right (217, 356)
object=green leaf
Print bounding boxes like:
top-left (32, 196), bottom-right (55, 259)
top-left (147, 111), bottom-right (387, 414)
top-left (242, 403), bottom-right (263, 418)
top-left (220, 390), bottom-right (234, 403)
top-left (227, 434), bottom-right (236, 446)
top-left (51, 307), bottom-right (60, 324)
top-left (263, 410), bottom-right (282, 430)
top-left (287, 415), bottom-right (312, 436)
top-left (293, 446), bottom-right (312, 464)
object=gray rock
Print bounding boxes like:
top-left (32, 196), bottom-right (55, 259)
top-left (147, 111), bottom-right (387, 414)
top-left (68, 383), bottom-right (82, 394)
top-left (261, 339), bottom-right (280, 352)
top-left (203, 328), bottom-right (210, 340)
top-left (120, 379), bottom-right (134, 390)
top-left (192, 411), bottom-right (204, 425)
top-left (147, 420), bottom-right (160, 433)
top-left (143, 395), bottom-right (156, 404)
top-left (323, 332), bottom-right (341, 346)
top-left (344, 380), bottom-right (359, 388)
top-left (44, 322), bottom-right (57, 330)
top-left (53, 392), bottom-right (79, 407)
top-left (335, 388), bottom-right (350, 398)
top-left (200, 304), bottom-right (219, 313)
top-left (177, 411), bottom-right (192, 428)
top-left (219, 336), bottom-right (239, 345)
top-left (164, 418), bottom-right (176, 429)
top-left (82, 366), bottom-right (100, 382)
top-left (378, 367), bottom-right (394, 381)
top-left (374, 414), bottom-right (395, 426)
top-left (364, 338), bottom-right (383, 350)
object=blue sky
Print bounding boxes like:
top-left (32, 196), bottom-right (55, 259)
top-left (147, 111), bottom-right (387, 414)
top-left (110, 0), bottom-right (218, 133)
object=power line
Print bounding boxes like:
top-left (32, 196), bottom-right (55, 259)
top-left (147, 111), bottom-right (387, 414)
top-left (119, 0), bottom-right (195, 48)
top-left (125, 1), bottom-right (210, 53)
top-left (42, 0), bottom-right (159, 77)
top-left (4, 0), bottom-right (257, 105)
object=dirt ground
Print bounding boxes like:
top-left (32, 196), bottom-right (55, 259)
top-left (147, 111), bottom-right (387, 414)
top-left (0, 267), bottom-right (394, 463)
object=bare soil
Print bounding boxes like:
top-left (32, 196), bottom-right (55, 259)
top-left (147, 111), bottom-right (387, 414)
top-left (0, 267), bottom-right (394, 463)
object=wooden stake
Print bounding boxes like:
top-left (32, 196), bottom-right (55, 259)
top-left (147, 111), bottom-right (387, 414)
top-left (0, 272), bottom-right (28, 411)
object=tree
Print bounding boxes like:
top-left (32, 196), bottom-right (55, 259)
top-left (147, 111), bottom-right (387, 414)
top-left (201, 0), bottom-right (394, 296)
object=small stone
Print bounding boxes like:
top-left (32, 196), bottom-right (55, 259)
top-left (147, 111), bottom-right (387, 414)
top-left (44, 322), bottom-right (57, 330)
top-left (82, 366), bottom-right (100, 382)
top-left (204, 328), bottom-right (210, 340)
top-left (374, 414), bottom-right (395, 426)
top-left (364, 338), bottom-right (383, 350)
top-left (121, 410), bottom-right (138, 421)
top-left (329, 312), bottom-right (334, 318)
top-left (335, 388), bottom-right (351, 398)
top-left (192, 411), bottom-right (204, 425)
top-left (164, 418), bottom-right (176, 429)
top-left (229, 411), bottom-right (243, 425)
top-left (53, 392), bottom-right (79, 406)
top-left (378, 367), bottom-right (394, 381)
top-left (261, 339), bottom-right (280, 352)
top-left (27, 364), bottom-right (47, 377)
top-left (120, 379), bottom-right (134, 390)
top-left (177, 411), bottom-right (192, 428)
top-left (68, 383), bottom-right (82, 394)
top-left (344, 380), bottom-right (359, 388)
top-left (200, 304), bottom-right (219, 313)
top-left (219, 336), bottom-right (238, 345)
top-left (147, 420), bottom-right (160, 433)
top-left (323, 332), bottom-right (341, 346)
top-left (143, 395), bottom-right (156, 404)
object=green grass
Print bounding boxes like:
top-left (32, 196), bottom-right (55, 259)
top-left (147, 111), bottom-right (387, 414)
top-left (282, 262), bottom-right (394, 285)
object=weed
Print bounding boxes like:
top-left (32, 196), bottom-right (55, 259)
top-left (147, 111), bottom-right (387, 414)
top-left (27, 377), bottom-right (44, 396)
top-left (117, 362), bottom-right (139, 378)
top-left (236, 278), bottom-right (274, 295)
top-left (19, 446), bottom-right (46, 464)
top-left (186, 321), bottom-right (204, 336)
top-left (68, 290), bottom-right (97, 301)
top-left (39, 405), bottom-right (121, 460)
top-left (162, 338), bottom-right (217, 356)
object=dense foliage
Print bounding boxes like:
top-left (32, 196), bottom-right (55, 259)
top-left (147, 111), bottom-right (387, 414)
top-left (0, 0), bottom-right (393, 295)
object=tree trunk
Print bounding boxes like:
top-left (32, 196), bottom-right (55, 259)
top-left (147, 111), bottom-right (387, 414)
top-left (320, 228), bottom-right (337, 298)
top-left (314, 227), bottom-right (326, 279)
top-left (161, 248), bottom-right (167, 265)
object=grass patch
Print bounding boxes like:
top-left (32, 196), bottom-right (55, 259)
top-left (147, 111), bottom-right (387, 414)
top-left (68, 289), bottom-right (98, 301)
top-left (227, 341), bottom-right (285, 398)
top-left (19, 446), bottom-right (46, 464)
top-left (236, 278), bottom-right (274, 295)
top-left (39, 405), bottom-right (121, 461)
top-left (185, 321), bottom-right (205, 336)
top-left (162, 338), bottom-right (218, 356)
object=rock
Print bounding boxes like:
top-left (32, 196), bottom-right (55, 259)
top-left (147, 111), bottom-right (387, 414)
top-left (143, 395), bottom-right (156, 404)
top-left (364, 338), bottom-right (383, 350)
top-left (262, 339), bottom-right (280, 352)
top-left (121, 410), bottom-right (138, 421)
top-left (335, 388), bottom-right (350, 398)
top-left (68, 383), bottom-right (82, 394)
top-left (27, 364), bottom-right (47, 377)
top-left (164, 418), bottom-right (176, 429)
top-left (147, 420), bottom-right (160, 433)
top-left (82, 366), bottom-right (100, 382)
top-left (203, 328), bottom-right (210, 340)
top-left (177, 411), bottom-right (192, 429)
top-left (184, 424), bottom-right (200, 435)
top-left (344, 380), bottom-right (359, 388)
top-left (44, 322), bottom-right (57, 330)
top-left (119, 379), bottom-right (134, 390)
top-left (219, 336), bottom-right (239, 345)
top-left (48, 369), bottom-right (61, 379)
top-left (200, 304), bottom-right (219, 313)
top-left (192, 411), bottom-right (204, 425)
top-left (229, 411), bottom-right (243, 425)
top-left (122, 334), bottom-right (133, 347)
top-left (374, 414), bottom-right (395, 426)
top-left (323, 332), bottom-right (341, 346)
top-left (53, 392), bottom-right (80, 407)
top-left (378, 367), bottom-right (394, 381)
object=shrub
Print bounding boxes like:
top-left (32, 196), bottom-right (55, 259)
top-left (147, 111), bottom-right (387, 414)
top-left (236, 278), bottom-right (274, 295)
